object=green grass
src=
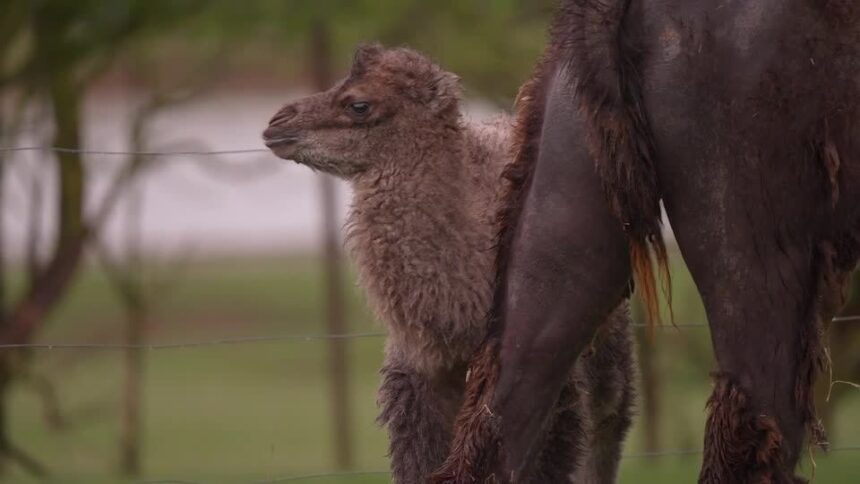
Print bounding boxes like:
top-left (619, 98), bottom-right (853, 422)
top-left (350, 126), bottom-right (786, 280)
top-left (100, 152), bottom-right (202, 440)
top-left (5, 255), bottom-right (859, 483)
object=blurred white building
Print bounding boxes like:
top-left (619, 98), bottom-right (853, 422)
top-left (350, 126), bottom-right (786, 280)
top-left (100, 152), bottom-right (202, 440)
top-left (3, 90), bottom-right (501, 261)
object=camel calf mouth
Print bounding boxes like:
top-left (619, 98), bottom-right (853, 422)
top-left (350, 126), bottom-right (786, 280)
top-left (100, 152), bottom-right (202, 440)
top-left (262, 126), bottom-right (300, 155)
top-left (263, 136), bottom-right (297, 149)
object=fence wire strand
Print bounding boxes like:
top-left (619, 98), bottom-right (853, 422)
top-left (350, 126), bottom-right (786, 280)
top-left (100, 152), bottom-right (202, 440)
top-left (0, 332), bottom-right (389, 351)
top-left (135, 445), bottom-right (860, 483)
top-left (1, 316), bottom-right (858, 351)
top-left (0, 145), bottom-right (270, 156)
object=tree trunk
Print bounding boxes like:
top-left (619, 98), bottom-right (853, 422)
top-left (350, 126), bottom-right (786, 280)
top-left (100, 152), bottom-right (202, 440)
top-left (119, 186), bottom-right (145, 477)
top-left (50, 73), bottom-right (85, 254)
top-left (26, 166), bottom-right (44, 278)
top-left (1, 67), bottom-right (87, 346)
top-left (0, 140), bottom-right (5, 318)
top-left (0, 11), bottom-right (87, 474)
top-left (310, 19), bottom-right (353, 470)
top-left (120, 300), bottom-right (145, 476)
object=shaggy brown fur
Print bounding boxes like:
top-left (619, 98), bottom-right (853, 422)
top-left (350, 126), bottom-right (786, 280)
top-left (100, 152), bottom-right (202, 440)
top-left (699, 375), bottom-right (803, 484)
top-left (432, 338), bottom-right (504, 483)
top-left (263, 45), bottom-right (636, 483)
top-left (563, 0), bottom-right (671, 328)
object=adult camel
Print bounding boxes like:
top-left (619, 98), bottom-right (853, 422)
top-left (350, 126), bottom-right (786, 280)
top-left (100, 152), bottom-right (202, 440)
top-left (432, 1), bottom-right (859, 482)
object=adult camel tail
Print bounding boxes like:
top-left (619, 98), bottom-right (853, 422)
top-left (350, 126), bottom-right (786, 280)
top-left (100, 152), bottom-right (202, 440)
top-left (498, 0), bottom-right (672, 333)
top-left (570, 0), bottom-right (671, 328)
top-left (506, 0), bottom-right (671, 336)
top-left (432, 1), bottom-right (667, 482)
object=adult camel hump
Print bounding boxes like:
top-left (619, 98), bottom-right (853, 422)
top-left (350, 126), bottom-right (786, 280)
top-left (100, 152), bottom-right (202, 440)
top-left (433, 1), bottom-right (860, 482)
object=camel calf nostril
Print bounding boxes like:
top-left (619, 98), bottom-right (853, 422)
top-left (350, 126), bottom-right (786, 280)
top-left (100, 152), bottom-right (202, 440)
top-left (269, 105), bottom-right (298, 127)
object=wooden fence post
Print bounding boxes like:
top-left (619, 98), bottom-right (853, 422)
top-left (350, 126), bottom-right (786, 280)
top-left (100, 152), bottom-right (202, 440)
top-left (310, 19), bottom-right (353, 470)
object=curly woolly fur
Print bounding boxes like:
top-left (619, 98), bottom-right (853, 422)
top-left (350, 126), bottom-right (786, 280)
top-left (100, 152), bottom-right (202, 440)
top-left (265, 44), bottom-right (636, 483)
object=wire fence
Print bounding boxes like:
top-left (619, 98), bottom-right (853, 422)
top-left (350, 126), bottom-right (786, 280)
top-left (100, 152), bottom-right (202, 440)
top-left (3, 144), bottom-right (860, 483)
top-left (0, 316), bottom-right (857, 352)
top-left (0, 145), bottom-right (270, 156)
top-left (1, 311), bottom-right (857, 483)
top-left (139, 445), bottom-right (860, 484)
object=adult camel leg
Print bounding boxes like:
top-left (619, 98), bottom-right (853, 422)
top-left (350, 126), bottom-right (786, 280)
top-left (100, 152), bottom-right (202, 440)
top-left (641, 1), bottom-right (860, 479)
top-left (377, 348), bottom-right (464, 484)
top-left (459, 67), bottom-right (632, 482)
top-left (659, 168), bottom-right (836, 483)
top-left (517, 303), bottom-right (635, 484)
top-left (652, 106), bottom-right (859, 483)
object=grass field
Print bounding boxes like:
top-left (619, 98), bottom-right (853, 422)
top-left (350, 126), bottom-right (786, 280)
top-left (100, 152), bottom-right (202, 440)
top-left (6, 255), bottom-right (859, 483)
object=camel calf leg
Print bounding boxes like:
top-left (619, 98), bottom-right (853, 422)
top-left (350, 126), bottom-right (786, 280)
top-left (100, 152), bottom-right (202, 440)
top-left (377, 350), bottom-right (463, 484)
top-left (573, 306), bottom-right (636, 484)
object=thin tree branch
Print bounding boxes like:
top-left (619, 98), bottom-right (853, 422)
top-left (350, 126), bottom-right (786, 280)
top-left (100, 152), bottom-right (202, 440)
top-left (24, 373), bottom-right (65, 431)
top-left (0, 438), bottom-right (47, 477)
top-left (25, 161), bottom-right (44, 280)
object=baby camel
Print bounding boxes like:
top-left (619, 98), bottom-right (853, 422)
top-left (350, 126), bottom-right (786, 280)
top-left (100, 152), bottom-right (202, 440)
top-left (263, 44), bottom-right (635, 483)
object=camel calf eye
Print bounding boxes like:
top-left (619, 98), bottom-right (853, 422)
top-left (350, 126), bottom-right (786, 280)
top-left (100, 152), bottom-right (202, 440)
top-left (349, 102), bottom-right (371, 116)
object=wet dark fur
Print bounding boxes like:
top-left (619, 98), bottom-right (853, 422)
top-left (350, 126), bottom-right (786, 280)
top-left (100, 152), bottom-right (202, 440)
top-left (435, 0), bottom-right (860, 482)
top-left (492, 0), bottom-right (669, 335)
top-left (433, 2), bottom-right (655, 481)
top-left (433, 311), bottom-right (635, 484)
top-left (560, 0), bottom-right (671, 327)
top-left (430, 41), bottom-right (565, 484)
top-left (431, 339), bottom-right (503, 483)
top-left (699, 374), bottom-right (804, 484)
top-left (433, 8), bottom-right (646, 475)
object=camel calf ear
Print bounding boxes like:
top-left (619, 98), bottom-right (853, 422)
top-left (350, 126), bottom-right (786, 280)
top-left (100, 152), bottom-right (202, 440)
top-left (427, 71), bottom-right (462, 115)
top-left (352, 42), bottom-right (384, 76)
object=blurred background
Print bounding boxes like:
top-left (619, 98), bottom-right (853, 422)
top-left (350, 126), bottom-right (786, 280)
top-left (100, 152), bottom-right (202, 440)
top-left (0, 1), bottom-right (857, 482)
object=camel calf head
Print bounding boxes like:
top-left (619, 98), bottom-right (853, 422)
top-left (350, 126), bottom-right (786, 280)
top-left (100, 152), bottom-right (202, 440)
top-left (263, 43), bottom-right (462, 179)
